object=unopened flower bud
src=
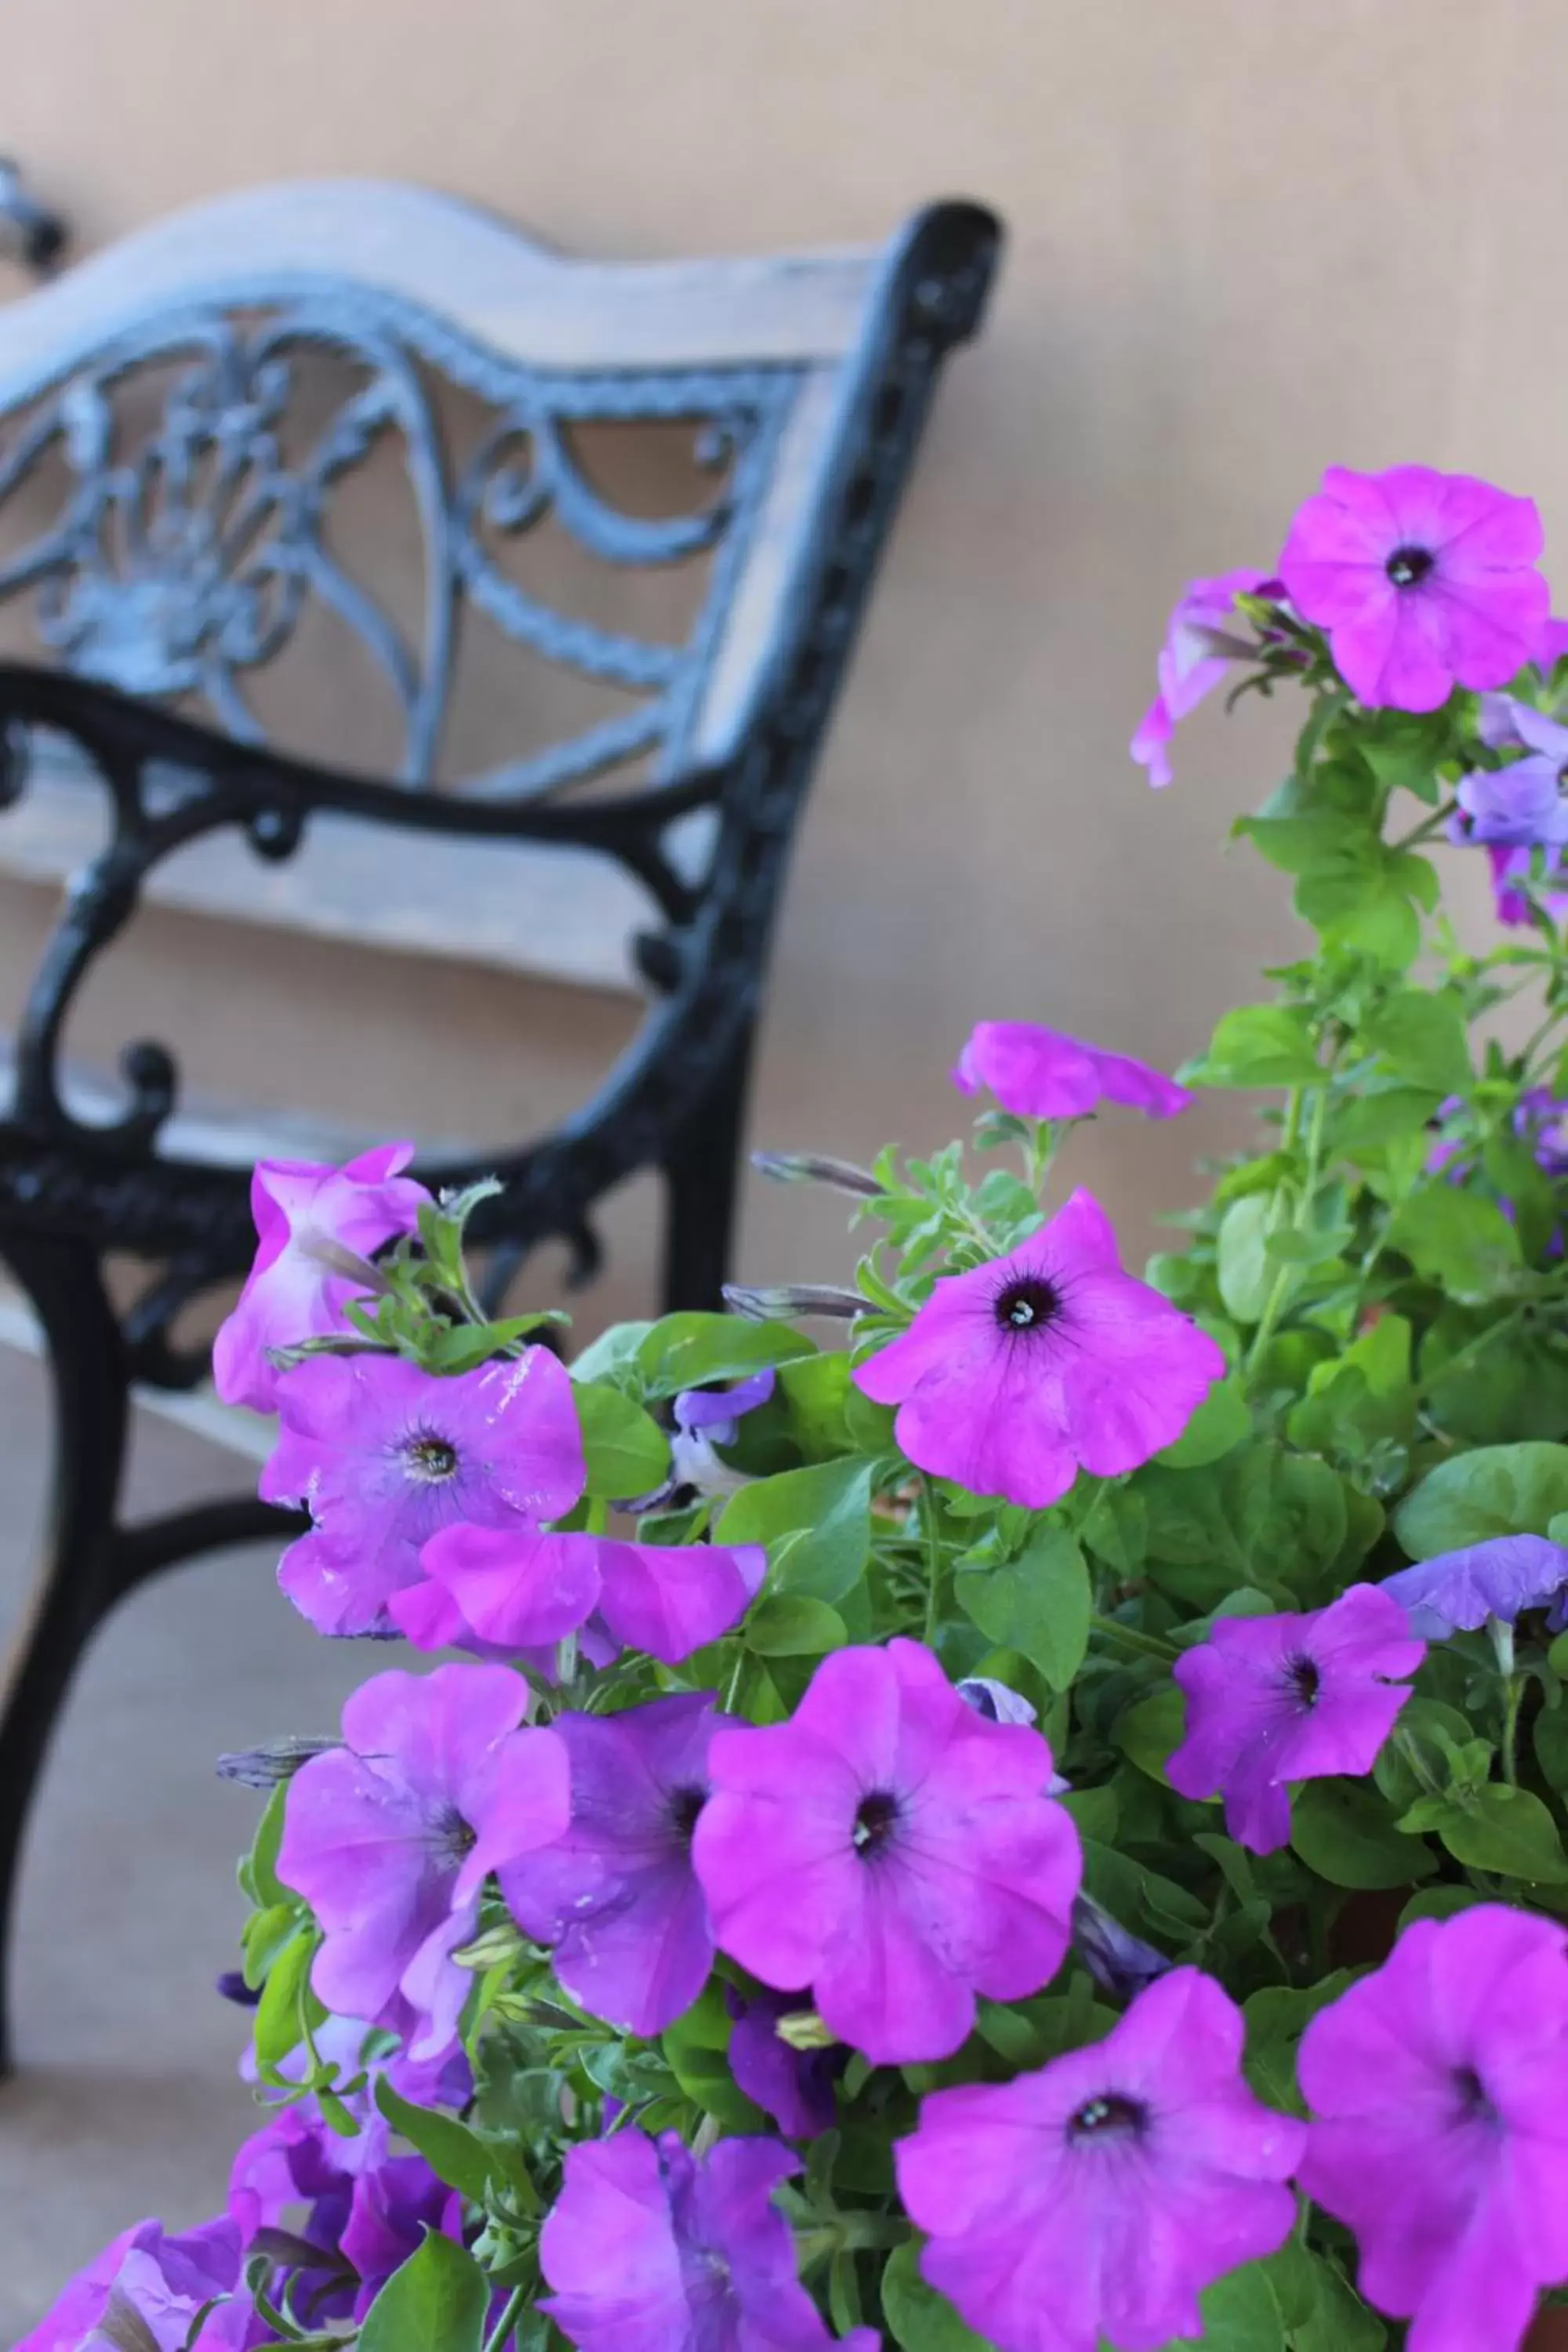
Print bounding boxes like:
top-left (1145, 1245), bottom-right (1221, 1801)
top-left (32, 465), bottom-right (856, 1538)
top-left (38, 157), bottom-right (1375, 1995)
top-left (722, 1283), bottom-right (866, 1323)
top-left (1070, 1891), bottom-right (1171, 2001)
top-left (751, 1151), bottom-right (884, 1200)
top-left (775, 2008), bottom-right (839, 2052)
top-left (216, 1736), bottom-right (339, 1788)
top-left (451, 1921), bottom-right (528, 1972)
top-left (956, 1675), bottom-right (1038, 1729)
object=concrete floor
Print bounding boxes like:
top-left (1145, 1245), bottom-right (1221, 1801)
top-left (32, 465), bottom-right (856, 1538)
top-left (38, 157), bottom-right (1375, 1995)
top-left (0, 1346), bottom-right (372, 2339)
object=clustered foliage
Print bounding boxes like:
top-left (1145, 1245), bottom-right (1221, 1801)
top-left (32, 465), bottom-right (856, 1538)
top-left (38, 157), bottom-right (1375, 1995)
top-left (31, 466), bottom-right (1568, 2352)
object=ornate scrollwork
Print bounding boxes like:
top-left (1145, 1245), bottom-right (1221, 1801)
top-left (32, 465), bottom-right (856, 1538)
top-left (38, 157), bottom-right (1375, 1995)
top-left (0, 300), bottom-right (796, 797)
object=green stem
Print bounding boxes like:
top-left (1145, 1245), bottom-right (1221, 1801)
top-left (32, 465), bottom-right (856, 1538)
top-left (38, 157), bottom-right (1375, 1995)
top-left (1501, 1675), bottom-right (1525, 1788)
top-left (1091, 1612), bottom-right (1180, 1665)
top-left (1246, 1080), bottom-right (1330, 1377)
top-left (483, 2286), bottom-right (528, 2352)
top-left (1388, 801), bottom-right (1458, 855)
top-left (920, 1480), bottom-right (944, 1646)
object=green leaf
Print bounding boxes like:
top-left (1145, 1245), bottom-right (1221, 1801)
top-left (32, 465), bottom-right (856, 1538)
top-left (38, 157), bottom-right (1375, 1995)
top-left (356, 2229), bottom-right (490, 2352)
top-left (374, 2077), bottom-right (509, 2205)
top-left (253, 1926), bottom-right (319, 2071)
top-left (1200, 1004), bottom-right (1323, 1089)
top-left (1243, 1974), bottom-right (1356, 2114)
top-left (955, 1527), bottom-right (1091, 1691)
top-left (241, 1779), bottom-right (290, 1909)
top-left (1156, 1376), bottom-right (1250, 1469)
top-left (1335, 1084), bottom-right (1447, 1150)
top-left (717, 1458), bottom-right (873, 1602)
top-left (1429, 1784), bottom-right (1568, 1884)
top-left (772, 1353), bottom-right (855, 1461)
top-left (1185, 2257), bottom-right (1286, 2350)
top-left (1115, 1685), bottom-right (1187, 1786)
top-left (570, 1319), bottom-right (655, 1388)
top-left (635, 1313), bottom-right (816, 1401)
top-left (427, 1312), bottom-right (570, 1373)
top-left (662, 1981), bottom-right (768, 2133)
top-left (1289, 1777), bottom-right (1436, 1889)
top-left (1217, 1193), bottom-right (1285, 1323)
top-left (745, 1593), bottom-right (849, 1656)
top-left (1395, 1441), bottom-right (1568, 1557)
top-left (1360, 990), bottom-right (1472, 1093)
top-left (573, 1382), bottom-right (670, 1500)
top-left (1385, 1185), bottom-right (1520, 1301)
top-left (880, 2238), bottom-right (992, 2351)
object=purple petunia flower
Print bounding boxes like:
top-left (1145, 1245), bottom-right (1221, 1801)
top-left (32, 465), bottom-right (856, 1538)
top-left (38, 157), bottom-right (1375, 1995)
top-left (1381, 1534), bottom-right (1568, 1641)
top-left (397, 1521), bottom-right (765, 1668)
top-left (1069, 1891), bottom-right (1171, 2003)
top-left (956, 1674), bottom-right (1039, 1728)
top-left (1279, 465), bottom-right (1550, 713)
top-left (1456, 702), bottom-right (1568, 848)
top-left (851, 1188), bottom-right (1226, 1510)
top-left (18, 2217), bottom-right (261, 2352)
top-left (725, 1987), bottom-right (844, 2140)
top-left (895, 1967), bottom-right (1305, 2352)
top-left (1299, 1905), bottom-right (1568, 2352)
top-left (212, 1144), bottom-right (427, 1414)
top-left (663, 1367), bottom-right (777, 1501)
top-left (499, 1692), bottom-right (719, 2037)
top-left (230, 2104), bottom-right (462, 2322)
top-left (539, 2128), bottom-right (877, 2352)
top-left (951, 1020), bottom-right (1192, 1123)
top-left (261, 1347), bottom-right (584, 1638)
top-left (1486, 840), bottom-right (1568, 927)
top-left (1167, 1584), bottom-right (1424, 1856)
top-left (278, 1664), bottom-right (569, 2060)
top-left (693, 1639), bottom-right (1080, 2065)
top-left (1131, 568), bottom-right (1274, 788)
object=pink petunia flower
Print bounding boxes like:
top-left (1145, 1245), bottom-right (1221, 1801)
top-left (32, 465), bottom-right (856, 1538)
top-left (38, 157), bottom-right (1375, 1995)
top-left (261, 1347), bottom-right (585, 1638)
top-left (1299, 1906), bottom-right (1568, 2352)
top-left (17, 2217), bottom-right (260, 2352)
top-left (692, 1639), bottom-right (1080, 2065)
top-left (278, 1663), bottom-right (569, 2060)
top-left (1278, 465), bottom-right (1550, 713)
top-left (212, 1143), bottom-right (427, 1414)
top-left (895, 1968), bottom-right (1305, 2352)
top-left (540, 2128), bottom-right (877, 2352)
top-left (395, 1520), bottom-right (764, 1668)
top-left (952, 1019), bottom-right (1191, 1122)
top-left (1131, 568), bottom-right (1273, 788)
top-left (851, 1189), bottom-right (1225, 1510)
top-left (1166, 1584), bottom-right (1424, 1856)
top-left (499, 1693), bottom-right (720, 2037)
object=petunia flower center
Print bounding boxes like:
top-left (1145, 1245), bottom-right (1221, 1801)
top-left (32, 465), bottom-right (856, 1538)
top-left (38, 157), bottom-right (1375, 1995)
top-left (1453, 2064), bottom-right (1498, 2127)
top-left (852, 1789), bottom-right (902, 1857)
top-left (668, 1784), bottom-right (708, 1844)
top-left (404, 1432), bottom-right (460, 1483)
top-left (1285, 1655), bottom-right (1321, 1707)
top-left (993, 1275), bottom-right (1064, 1337)
top-left (1556, 762), bottom-right (1568, 798)
top-left (1385, 543), bottom-right (1436, 590)
top-left (431, 1804), bottom-right (477, 1865)
top-left (1067, 2091), bottom-right (1149, 2144)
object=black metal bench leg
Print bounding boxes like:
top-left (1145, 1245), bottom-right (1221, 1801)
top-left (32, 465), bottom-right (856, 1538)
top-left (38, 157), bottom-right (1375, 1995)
top-left (0, 1233), bottom-right (129, 2074)
top-left (662, 1030), bottom-right (755, 1315)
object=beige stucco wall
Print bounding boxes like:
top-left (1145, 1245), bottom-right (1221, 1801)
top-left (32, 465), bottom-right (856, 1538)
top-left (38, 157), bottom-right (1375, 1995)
top-left (0, 0), bottom-right (1558, 1331)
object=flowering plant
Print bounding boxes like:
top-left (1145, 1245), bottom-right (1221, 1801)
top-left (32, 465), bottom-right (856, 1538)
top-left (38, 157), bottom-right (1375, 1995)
top-left (34, 462), bottom-right (1568, 2352)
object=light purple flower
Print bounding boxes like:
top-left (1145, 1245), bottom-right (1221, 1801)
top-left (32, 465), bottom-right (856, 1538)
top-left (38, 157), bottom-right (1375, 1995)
top-left (1069, 1891), bottom-right (1171, 2002)
top-left (1167, 1584), bottom-right (1424, 1856)
top-left (693, 1639), bottom-right (1080, 2065)
top-left (539, 2128), bottom-right (877, 2352)
top-left (278, 1663), bottom-right (569, 2060)
top-left (230, 2106), bottom-right (462, 2324)
top-left (895, 1967), bottom-right (1305, 2352)
top-left (235, 2012), bottom-right (473, 2185)
top-left (725, 1987), bottom-right (844, 2140)
top-left (852, 1188), bottom-right (1226, 1510)
top-left (212, 1143), bottom-right (426, 1414)
top-left (1381, 1534), bottom-right (1568, 1641)
top-left (1279, 465), bottom-right (1549, 713)
top-left (664, 1367), bottom-right (777, 1501)
top-left (499, 1693), bottom-right (719, 2037)
top-left (1299, 1905), bottom-right (1568, 2352)
top-left (1457, 703), bottom-right (1568, 847)
top-left (18, 2218), bottom-right (261, 2352)
top-left (956, 1674), bottom-right (1039, 1728)
top-left (1131, 568), bottom-right (1273, 788)
top-left (952, 1020), bottom-right (1191, 1123)
top-left (397, 1522), bottom-right (764, 1668)
top-left (261, 1348), bottom-right (584, 1638)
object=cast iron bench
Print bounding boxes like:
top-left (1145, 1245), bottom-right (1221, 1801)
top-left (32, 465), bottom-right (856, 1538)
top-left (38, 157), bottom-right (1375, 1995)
top-left (0, 179), bottom-right (1000, 2064)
